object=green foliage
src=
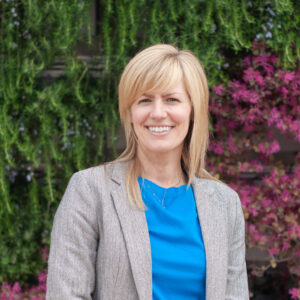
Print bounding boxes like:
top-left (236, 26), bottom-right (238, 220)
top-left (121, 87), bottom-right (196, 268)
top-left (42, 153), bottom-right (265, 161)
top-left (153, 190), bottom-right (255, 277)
top-left (0, 0), bottom-right (106, 284)
top-left (101, 0), bottom-right (300, 85)
top-left (0, 0), bottom-right (299, 286)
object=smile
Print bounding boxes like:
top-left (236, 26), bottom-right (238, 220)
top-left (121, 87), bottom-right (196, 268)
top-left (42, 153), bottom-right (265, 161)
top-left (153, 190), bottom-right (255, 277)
top-left (146, 126), bottom-right (173, 133)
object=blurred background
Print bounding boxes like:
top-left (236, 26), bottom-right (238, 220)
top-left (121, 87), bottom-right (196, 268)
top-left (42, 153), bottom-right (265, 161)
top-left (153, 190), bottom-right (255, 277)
top-left (0, 0), bottom-right (299, 299)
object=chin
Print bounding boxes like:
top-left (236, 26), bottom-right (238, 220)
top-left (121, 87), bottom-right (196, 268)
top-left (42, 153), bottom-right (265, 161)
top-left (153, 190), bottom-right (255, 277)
top-left (144, 145), bottom-right (177, 154)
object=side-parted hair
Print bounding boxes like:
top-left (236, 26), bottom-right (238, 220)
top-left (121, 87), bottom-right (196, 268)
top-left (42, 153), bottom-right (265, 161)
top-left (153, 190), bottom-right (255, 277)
top-left (115, 44), bottom-right (217, 209)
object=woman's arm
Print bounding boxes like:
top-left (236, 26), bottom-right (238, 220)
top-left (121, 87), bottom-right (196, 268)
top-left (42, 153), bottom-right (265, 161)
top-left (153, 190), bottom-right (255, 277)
top-left (46, 172), bottom-right (99, 300)
top-left (225, 193), bottom-right (249, 300)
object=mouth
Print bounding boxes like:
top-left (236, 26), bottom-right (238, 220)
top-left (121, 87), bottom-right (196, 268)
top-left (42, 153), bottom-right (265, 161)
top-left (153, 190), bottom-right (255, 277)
top-left (146, 126), bottom-right (174, 134)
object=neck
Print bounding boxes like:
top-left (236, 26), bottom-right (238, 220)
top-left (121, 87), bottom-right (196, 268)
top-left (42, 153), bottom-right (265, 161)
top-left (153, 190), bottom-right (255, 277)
top-left (137, 147), bottom-right (186, 188)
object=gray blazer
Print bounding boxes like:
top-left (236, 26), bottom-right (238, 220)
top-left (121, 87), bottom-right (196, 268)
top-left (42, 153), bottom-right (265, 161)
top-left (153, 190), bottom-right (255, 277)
top-left (46, 161), bottom-right (249, 300)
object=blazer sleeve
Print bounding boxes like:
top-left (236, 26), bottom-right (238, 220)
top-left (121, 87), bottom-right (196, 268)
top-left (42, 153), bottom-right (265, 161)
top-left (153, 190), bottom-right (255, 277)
top-left (46, 172), bottom-right (99, 300)
top-left (225, 193), bottom-right (249, 300)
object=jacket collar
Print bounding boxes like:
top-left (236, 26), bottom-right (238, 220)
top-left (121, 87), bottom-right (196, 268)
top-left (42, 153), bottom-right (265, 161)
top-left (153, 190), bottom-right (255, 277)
top-left (109, 161), bottom-right (152, 300)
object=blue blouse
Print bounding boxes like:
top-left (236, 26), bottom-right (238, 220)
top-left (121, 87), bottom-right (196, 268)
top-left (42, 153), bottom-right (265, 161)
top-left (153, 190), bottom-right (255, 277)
top-left (138, 177), bottom-right (206, 300)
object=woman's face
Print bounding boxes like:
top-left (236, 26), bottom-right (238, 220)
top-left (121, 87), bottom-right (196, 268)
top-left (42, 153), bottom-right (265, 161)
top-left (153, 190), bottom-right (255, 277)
top-left (130, 80), bottom-right (192, 157)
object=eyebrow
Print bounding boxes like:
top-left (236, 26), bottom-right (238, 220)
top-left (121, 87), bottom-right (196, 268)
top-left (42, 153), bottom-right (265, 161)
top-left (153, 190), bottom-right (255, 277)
top-left (142, 92), bottom-right (179, 98)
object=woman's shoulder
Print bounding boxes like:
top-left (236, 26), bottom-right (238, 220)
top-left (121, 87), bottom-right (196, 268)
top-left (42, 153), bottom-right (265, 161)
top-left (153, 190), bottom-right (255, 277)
top-left (70, 160), bottom-right (129, 187)
top-left (193, 177), bottom-right (244, 229)
top-left (193, 177), bottom-right (240, 206)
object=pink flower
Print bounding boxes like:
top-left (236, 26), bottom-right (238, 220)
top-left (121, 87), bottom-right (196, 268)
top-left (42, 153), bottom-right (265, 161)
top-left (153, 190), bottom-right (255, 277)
top-left (41, 246), bottom-right (49, 261)
top-left (0, 282), bottom-right (22, 299)
top-left (225, 120), bottom-right (237, 130)
top-left (214, 141), bottom-right (224, 154)
top-left (243, 56), bottom-right (251, 68)
top-left (276, 119), bottom-right (285, 131)
top-left (227, 135), bottom-right (238, 154)
top-left (243, 68), bottom-right (264, 86)
top-left (289, 288), bottom-right (300, 300)
top-left (282, 241), bottom-right (291, 250)
top-left (255, 163), bottom-right (263, 172)
top-left (270, 140), bottom-right (280, 154)
top-left (248, 90), bottom-right (259, 103)
top-left (258, 142), bottom-right (267, 154)
top-left (268, 247), bottom-right (279, 255)
top-left (291, 121), bottom-right (300, 131)
top-left (263, 63), bottom-right (274, 76)
top-left (282, 71), bottom-right (295, 83)
top-left (213, 85), bottom-right (224, 96)
top-left (280, 86), bottom-right (289, 98)
top-left (244, 123), bottom-right (255, 132)
top-left (267, 108), bottom-right (280, 126)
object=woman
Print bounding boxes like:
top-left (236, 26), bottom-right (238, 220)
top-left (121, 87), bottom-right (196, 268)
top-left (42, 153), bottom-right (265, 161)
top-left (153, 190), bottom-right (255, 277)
top-left (46, 44), bottom-right (249, 300)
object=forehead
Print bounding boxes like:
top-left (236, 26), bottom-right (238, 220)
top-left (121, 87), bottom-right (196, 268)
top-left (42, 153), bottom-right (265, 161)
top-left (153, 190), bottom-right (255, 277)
top-left (140, 80), bottom-right (188, 98)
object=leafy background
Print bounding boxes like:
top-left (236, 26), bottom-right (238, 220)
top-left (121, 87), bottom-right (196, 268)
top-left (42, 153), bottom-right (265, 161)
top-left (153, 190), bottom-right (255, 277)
top-left (0, 0), bottom-right (299, 298)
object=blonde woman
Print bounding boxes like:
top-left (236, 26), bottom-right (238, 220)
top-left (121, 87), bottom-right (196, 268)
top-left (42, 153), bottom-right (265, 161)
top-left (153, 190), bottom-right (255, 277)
top-left (46, 44), bottom-right (249, 300)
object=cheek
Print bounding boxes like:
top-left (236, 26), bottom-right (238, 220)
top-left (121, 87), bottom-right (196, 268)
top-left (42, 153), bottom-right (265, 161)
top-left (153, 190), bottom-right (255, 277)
top-left (173, 108), bottom-right (192, 126)
top-left (130, 107), bottom-right (147, 126)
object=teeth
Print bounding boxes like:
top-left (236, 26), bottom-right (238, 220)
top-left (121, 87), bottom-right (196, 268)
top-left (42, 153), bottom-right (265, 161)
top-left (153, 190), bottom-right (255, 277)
top-left (148, 126), bottom-right (172, 132)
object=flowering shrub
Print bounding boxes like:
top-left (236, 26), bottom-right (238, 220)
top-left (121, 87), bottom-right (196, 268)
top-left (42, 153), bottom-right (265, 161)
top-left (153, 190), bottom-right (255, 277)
top-left (0, 247), bottom-right (48, 299)
top-left (0, 270), bottom-right (46, 300)
top-left (209, 41), bottom-right (300, 298)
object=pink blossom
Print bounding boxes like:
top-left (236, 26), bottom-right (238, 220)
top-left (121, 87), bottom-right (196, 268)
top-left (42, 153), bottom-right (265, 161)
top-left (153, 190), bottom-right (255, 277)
top-left (248, 90), bottom-right (259, 103)
top-left (280, 86), bottom-right (289, 98)
top-left (270, 107), bottom-right (280, 120)
top-left (254, 53), bottom-right (269, 65)
top-left (0, 282), bottom-right (22, 300)
top-left (282, 71), bottom-right (295, 83)
top-left (255, 164), bottom-right (263, 172)
top-left (269, 55), bottom-right (278, 65)
top-left (238, 163), bottom-right (249, 172)
top-left (249, 206), bottom-right (258, 216)
top-left (263, 63), bottom-right (274, 76)
top-left (282, 241), bottom-right (291, 250)
top-left (243, 56), bottom-right (251, 68)
top-left (291, 120), bottom-right (300, 131)
top-left (231, 83), bottom-right (259, 104)
top-left (213, 85), bottom-right (224, 96)
top-left (243, 68), bottom-right (264, 86)
top-left (225, 120), bottom-right (237, 130)
top-left (267, 247), bottom-right (279, 255)
top-left (289, 288), bottom-right (300, 300)
top-left (227, 135), bottom-right (238, 153)
top-left (270, 140), bottom-right (280, 154)
top-left (243, 123), bottom-right (255, 132)
top-left (261, 197), bottom-right (272, 209)
top-left (231, 80), bottom-right (246, 91)
top-left (41, 246), bottom-right (49, 261)
top-left (276, 119), bottom-right (285, 131)
top-left (258, 142), bottom-right (267, 154)
top-left (214, 141), bottom-right (224, 154)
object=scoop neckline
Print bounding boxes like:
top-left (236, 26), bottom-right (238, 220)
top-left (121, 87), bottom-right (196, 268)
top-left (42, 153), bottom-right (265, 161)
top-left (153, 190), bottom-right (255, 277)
top-left (138, 177), bottom-right (188, 191)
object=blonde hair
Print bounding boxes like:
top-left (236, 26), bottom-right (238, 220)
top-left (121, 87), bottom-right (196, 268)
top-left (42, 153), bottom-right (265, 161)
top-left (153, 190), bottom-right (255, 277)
top-left (115, 44), bottom-right (217, 209)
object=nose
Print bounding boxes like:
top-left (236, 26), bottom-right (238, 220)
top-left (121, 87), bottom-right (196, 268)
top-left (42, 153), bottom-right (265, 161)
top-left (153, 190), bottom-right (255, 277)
top-left (150, 99), bottom-right (167, 119)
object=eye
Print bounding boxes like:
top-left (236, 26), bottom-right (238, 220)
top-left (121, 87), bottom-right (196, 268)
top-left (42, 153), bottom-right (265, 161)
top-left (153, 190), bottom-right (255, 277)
top-left (167, 98), bottom-right (179, 102)
top-left (137, 98), bottom-right (151, 104)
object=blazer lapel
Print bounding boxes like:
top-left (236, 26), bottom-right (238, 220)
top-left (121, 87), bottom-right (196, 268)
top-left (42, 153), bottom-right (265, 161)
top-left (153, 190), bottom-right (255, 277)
top-left (192, 178), bottom-right (228, 300)
top-left (109, 162), bottom-right (152, 300)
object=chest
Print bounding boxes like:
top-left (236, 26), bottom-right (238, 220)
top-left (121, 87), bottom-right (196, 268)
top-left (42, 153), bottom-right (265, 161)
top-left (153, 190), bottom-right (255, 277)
top-left (94, 181), bottom-right (230, 300)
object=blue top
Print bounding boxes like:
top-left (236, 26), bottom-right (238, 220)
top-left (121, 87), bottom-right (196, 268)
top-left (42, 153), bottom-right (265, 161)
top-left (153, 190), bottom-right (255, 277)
top-left (138, 177), bottom-right (206, 300)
